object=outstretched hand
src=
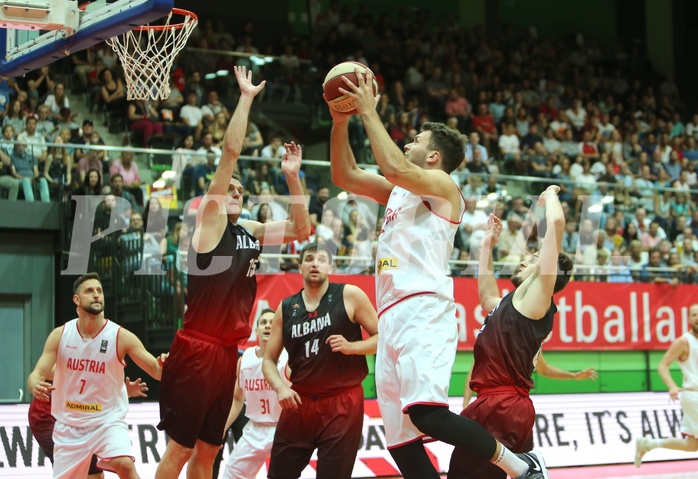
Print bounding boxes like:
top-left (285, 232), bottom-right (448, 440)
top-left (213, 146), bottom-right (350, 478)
top-left (338, 68), bottom-right (379, 115)
top-left (575, 368), bottom-right (598, 381)
top-left (537, 185), bottom-right (561, 207)
top-left (126, 377), bottom-right (148, 398)
top-left (482, 213), bottom-right (502, 250)
top-left (233, 66), bottom-right (266, 98)
top-left (281, 141), bottom-right (302, 177)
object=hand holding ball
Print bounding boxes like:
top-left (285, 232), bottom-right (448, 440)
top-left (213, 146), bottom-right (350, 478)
top-left (323, 61), bottom-right (378, 114)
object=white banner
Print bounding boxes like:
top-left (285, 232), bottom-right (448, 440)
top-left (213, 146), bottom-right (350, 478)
top-left (0, 392), bottom-right (691, 478)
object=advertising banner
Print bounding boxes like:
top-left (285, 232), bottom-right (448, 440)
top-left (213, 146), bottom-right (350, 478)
top-left (0, 392), bottom-right (688, 478)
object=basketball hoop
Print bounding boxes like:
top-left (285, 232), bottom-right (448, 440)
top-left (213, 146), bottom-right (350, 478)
top-left (106, 8), bottom-right (197, 101)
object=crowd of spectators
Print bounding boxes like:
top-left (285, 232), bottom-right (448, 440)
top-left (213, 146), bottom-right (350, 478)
top-left (2, 2), bottom-right (698, 285)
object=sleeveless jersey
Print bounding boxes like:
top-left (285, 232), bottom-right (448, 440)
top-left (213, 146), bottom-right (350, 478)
top-left (679, 333), bottom-right (698, 391)
top-left (239, 347), bottom-right (289, 424)
top-left (470, 291), bottom-right (556, 392)
top-left (185, 222), bottom-right (260, 345)
top-left (52, 319), bottom-right (128, 427)
top-left (281, 283), bottom-right (368, 396)
top-left (376, 185), bottom-right (464, 313)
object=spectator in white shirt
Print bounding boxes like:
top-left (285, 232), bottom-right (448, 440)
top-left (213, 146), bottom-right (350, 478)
top-left (179, 91), bottom-right (204, 140)
top-left (195, 132), bottom-right (222, 166)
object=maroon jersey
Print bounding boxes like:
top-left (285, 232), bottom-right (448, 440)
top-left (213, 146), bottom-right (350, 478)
top-left (281, 283), bottom-right (368, 397)
top-left (184, 222), bottom-right (260, 345)
top-left (470, 291), bottom-right (556, 392)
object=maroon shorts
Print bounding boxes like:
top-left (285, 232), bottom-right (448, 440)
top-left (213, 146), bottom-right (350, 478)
top-left (268, 384), bottom-right (364, 479)
top-left (158, 329), bottom-right (239, 448)
top-left (28, 399), bottom-right (101, 475)
top-left (447, 386), bottom-right (534, 479)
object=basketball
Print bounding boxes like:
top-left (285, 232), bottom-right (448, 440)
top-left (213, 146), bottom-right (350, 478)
top-left (323, 61), bottom-right (378, 114)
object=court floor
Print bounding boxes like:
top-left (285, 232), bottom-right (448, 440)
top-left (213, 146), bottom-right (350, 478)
top-left (382, 459), bottom-right (698, 479)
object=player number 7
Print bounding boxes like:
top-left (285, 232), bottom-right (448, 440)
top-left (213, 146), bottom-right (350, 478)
top-left (79, 379), bottom-right (86, 394)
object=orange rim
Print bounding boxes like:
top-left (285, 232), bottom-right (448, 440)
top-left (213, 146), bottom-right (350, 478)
top-left (134, 8), bottom-right (197, 31)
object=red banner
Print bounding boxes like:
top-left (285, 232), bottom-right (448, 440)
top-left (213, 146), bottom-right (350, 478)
top-left (249, 274), bottom-right (697, 350)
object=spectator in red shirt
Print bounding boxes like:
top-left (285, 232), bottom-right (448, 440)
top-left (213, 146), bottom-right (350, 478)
top-left (471, 103), bottom-right (498, 152)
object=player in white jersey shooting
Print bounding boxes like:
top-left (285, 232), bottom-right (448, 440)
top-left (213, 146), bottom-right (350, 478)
top-left (635, 303), bottom-right (698, 467)
top-left (221, 309), bottom-right (289, 479)
top-left (27, 272), bottom-right (167, 479)
top-left (327, 68), bottom-right (550, 479)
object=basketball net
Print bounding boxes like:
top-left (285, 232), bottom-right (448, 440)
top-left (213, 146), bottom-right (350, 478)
top-left (106, 8), bottom-right (197, 101)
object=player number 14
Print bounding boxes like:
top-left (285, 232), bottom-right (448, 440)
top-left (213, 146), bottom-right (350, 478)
top-left (304, 338), bottom-right (320, 358)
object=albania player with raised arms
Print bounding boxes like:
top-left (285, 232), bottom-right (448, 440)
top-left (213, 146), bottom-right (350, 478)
top-left (155, 66), bottom-right (310, 479)
top-left (448, 185), bottom-right (573, 479)
top-left (262, 242), bottom-right (378, 479)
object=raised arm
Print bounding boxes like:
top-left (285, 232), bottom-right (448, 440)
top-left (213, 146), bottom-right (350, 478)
top-left (327, 101), bottom-right (393, 205)
top-left (262, 306), bottom-right (302, 409)
top-left (658, 337), bottom-right (688, 401)
top-left (243, 141), bottom-right (310, 245)
top-left (27, 327), bottom-right (62, 400)
top-left (326, 284), bottom-right (379, 355)
top-left (478, 213), bottom-right (503, 313)
top-left (193, 66), bottom-right (265, 254)
top-left (513, 185), bottom-right (566, 319)
top-left (118, 328), bottom-right (167, 380)
top-left (224, 356), bottom-right (245, 433)
top-left (342, 69), bottom-right (462, 215)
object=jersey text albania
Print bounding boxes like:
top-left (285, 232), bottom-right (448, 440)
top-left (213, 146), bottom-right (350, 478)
top-left (282, 283), bottom-right (367, 396)
top-left (185, 222), bottom-right (260, 344)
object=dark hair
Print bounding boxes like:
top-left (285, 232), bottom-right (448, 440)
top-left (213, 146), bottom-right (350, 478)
top-left (554, 253), bottom-right (574, 293)
top-left (256, 308), bottom-right (275, 327)
top-left (110, 173), bottom-right (123, 182)
top-left (73, 273), bottom-right (101, 294)
top-left (83, 168), bottom-right (102, 195)
top-left (299, 242), bottom-right (334, 265)
top-left (420, 122), bottom-right (467, 174)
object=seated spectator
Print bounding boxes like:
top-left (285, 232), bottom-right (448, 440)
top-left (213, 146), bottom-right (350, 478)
top-left (76, 133), bottom-right (105, 183)
top-left (465, 132), bottom-right (489, 164)
top-left (100, 69), bottom-right (127, 114)
top-left (3, 99), bottom-right (25, 134)
top-left (241, 120), bottom-right (263, 157)
top-left (35, 105), bottom-right (55, 139)
top-left (43, 135), bottom-right (72, 196)
top-left (55, 108), bottom-right (80, 136)
top-left (179, 91), bottom-right (204, 140)
top-left (249, 162), bottom-right (278, 196)
top-left (110, 151), bottom-right (143, 206)
top-left (192, 152), bottom-right (216, 197)
top-left (17, 116), bottom-right (47, 165)
top-left (0, 145), bottom-right (19, 200)
top-left (143, 197), bottom-right (168, 238)
top-left (561, 220), bottom-right (578, 255)
top-left (26, 66), bottom-right (54, 112)
top-left (444, 88), bottom-right (470, 130)
top-left (636, 248), bottom-right (678, 285)
top-left (10, 142), bottom-right (49, 202)
top-left (161, 221), bottom-right (184, 258)
top-left (195, 132), bottom-right (222, 166)
top-left (106, 173), bottom-right (136, 216)
top-left (0, 75), bottom-right (20, 119)
top-left (171, 134), bottom-right (198, 196)
top-left (471, 103), bottom-right (498, 152)
top-left (72, 168), bottom-right (102, 197)
top-left (127, 99), bottom-right (163, 147)
top-left (260, 135), bottom-right (287, 160)
top-left (93, 194), bottom-right (128, 234)
top-left (498, 123), bottom-right (523, 174)
top-left (43, 82), bottom-right (71, 122)
top-left (208, 111), bottom-right (228, 148)
top-left (565, 98), bottom-right (587, 132)
top-left (201, 90), bottom-right (230, 126)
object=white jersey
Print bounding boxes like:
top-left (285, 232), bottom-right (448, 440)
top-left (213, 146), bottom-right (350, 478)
top-left (376, 185), bottom-right (464, 313)
top-left (52, 319), bottom-right (128, 427)
top-left (679, 332), bottom-right (698, 391)
top-left (239, 347), bottom-right (288, 424)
